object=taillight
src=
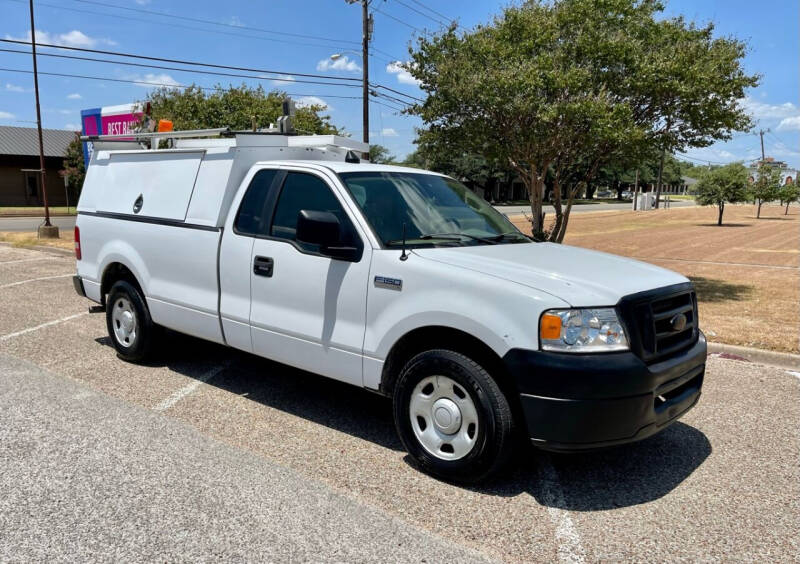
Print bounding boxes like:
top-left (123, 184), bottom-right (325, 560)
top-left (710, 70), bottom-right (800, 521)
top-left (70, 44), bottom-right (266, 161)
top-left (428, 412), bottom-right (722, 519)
top-left (74, 225), bottom-right (81, 260)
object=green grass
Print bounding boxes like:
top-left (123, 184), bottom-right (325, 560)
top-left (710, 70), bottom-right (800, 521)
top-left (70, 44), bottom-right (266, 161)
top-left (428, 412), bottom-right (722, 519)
top-left (0, 206), bottom-right (76, 216)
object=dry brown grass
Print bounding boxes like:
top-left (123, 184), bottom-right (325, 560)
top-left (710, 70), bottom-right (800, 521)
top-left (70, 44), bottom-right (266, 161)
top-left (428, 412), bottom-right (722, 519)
top-left (0, 231), bottom-right (75, 251)
top-left (511, 204), bottom-right (800, 353)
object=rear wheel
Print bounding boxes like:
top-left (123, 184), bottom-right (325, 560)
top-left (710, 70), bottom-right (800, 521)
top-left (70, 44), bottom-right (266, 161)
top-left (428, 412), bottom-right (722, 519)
top-left (393, 349), bottom-right (514, 483)
top-left (106, 280), bottom-right (157, 363)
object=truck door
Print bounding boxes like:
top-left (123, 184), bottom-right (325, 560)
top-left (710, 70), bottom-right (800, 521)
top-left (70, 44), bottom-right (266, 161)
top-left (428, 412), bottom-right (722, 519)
top-left (248, 169), bottom-right (371, 387)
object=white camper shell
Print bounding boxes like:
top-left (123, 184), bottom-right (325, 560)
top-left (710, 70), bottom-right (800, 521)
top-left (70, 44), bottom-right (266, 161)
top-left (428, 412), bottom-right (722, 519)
top-left (79, 132), bottom-right (369, 227)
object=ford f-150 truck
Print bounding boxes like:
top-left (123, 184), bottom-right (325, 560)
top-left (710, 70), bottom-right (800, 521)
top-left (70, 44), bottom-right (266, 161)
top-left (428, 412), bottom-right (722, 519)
top-left (73, 128), bottom-right (706, 483)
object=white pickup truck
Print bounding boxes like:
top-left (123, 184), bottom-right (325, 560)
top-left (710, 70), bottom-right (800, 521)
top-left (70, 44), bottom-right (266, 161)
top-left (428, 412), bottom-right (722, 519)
top-left (73, 128), bottom-right (706, 483)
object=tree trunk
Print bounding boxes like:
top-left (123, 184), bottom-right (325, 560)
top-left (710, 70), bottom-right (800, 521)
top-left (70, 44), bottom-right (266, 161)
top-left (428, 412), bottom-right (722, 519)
top-left (757, 199), bottom-right (762, 218)
top-left (717, 202), bottom-right (724, 226)
top-left (549, 175), bottom-right (563, 242)
top-left (654, 148), bottom-right (666, 209)
top-left (786, 202), bottom-right (790, 215)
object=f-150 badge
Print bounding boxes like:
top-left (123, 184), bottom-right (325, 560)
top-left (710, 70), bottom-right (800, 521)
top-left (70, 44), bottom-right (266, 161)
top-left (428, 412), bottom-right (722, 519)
top-left (374, 276), bottom-right (402, 291)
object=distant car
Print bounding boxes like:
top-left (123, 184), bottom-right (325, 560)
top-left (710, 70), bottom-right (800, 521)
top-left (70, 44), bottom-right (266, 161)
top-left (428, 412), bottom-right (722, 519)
top-left (595, 190), bottom-right (613, 198)
top-left (621, 190), bottom-right (633, 200)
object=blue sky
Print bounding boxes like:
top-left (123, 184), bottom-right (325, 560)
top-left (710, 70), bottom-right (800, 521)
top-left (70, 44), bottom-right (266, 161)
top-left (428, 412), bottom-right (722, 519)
top-left (0, 0), bottom-right (797, 168)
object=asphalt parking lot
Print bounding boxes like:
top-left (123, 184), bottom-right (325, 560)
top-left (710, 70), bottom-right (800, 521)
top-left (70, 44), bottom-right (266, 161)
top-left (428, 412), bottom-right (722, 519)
top-left (1, 243), bottom-right (798, 562)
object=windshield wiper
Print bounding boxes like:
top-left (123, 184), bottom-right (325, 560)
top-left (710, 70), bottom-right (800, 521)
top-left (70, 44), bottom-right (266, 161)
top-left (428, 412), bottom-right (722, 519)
top-left (488, 232), bottom-right (529, 243)
top-left (419, 232), bottom-right (498, 244)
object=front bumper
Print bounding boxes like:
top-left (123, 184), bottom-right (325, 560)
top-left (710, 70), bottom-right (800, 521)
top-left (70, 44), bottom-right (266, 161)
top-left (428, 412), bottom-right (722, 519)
top-left (504, 333), bottom-right (706, 452)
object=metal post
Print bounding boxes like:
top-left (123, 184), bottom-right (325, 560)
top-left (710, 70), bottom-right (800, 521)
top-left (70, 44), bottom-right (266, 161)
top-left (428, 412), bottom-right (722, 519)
top-left (29, 0), bottom-right (53, 230)
top-left (633, 169), bottom-right (639, 211)
top-left (361, 0), bottom-right (370, 146)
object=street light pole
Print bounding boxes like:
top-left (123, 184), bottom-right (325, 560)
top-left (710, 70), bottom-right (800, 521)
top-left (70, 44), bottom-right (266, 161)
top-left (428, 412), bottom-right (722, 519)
top-left (29, 0), bottom-right (55, 234)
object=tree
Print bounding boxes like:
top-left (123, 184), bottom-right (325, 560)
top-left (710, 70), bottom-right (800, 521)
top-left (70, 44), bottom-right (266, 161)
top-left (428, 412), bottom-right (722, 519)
top-left (59, 133), bottom-right (85, 204)
top-left (369, 144), bottom-right (396, 164)
top-left (694, 162), bottom-right (749, 225)
top-left (751, 163), bottom-right (782, 218)
top-left (142, 84), bottom-right (341, 134)
top-left (405, 0), bottom-right (757, 241)
top-left (778, 181), bottom-right (799, 215)
top-left (642, 16), bottom-right (758, 208)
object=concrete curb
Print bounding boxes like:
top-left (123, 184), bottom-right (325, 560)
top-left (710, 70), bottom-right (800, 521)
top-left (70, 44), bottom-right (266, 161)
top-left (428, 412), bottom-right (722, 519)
top-left (707, 342), bottom-right (799, 370)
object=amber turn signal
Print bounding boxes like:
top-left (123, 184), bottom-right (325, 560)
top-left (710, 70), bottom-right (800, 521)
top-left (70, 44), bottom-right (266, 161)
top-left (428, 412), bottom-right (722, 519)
top-left (540, 313), bottom-right (562, 340)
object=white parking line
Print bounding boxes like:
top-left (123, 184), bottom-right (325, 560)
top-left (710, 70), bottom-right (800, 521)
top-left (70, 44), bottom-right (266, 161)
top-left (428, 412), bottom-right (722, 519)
top-left (538, 455), bottom-right (586, 563)
top-left (0, 311), bottom-right (89, 342)
top-left (0, 273), bottom-right (73, 289)
top-left (153, 364), bottom-right (228, 412)
top-left (787, 371), bottom-right (800, 380)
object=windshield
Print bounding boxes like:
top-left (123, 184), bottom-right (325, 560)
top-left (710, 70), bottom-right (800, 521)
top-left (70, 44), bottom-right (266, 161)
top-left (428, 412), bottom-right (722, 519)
top-left (338, 171), bottom-right (530, 248)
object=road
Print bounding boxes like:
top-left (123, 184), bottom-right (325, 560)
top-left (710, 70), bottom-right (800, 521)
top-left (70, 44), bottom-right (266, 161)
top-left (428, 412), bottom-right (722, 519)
top-left (0, 243), bottom-right (796, 562)
top-left (0, 200), bottom-right (697, 232)
top-left (0, 215), bottom-right (77, 232)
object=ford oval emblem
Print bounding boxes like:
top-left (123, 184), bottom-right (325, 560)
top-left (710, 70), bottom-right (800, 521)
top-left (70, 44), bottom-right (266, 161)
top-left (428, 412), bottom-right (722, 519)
top-left (670, 313), bottom-right (687, 332)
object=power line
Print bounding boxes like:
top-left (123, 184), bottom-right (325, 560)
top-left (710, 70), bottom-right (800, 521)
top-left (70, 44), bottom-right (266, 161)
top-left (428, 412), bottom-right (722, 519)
top-left (68, 0), bottom-right (361, 45)
top-left (392, 0), bottom-right (447, 27)
top-left (407, 0), bottom-right (455, 25)
top-left (372, 5), bottom-right (424, 32)
top-left (371, 82), bottom-right (424, 103)
top-left (0, 66), bottom-right (363, 100)
top-left (0, 47), bottom-right (362, 89)
top-left (0, 39), bottom-right (362, 83)
top-left (3, 0), bottom-right (359, 53)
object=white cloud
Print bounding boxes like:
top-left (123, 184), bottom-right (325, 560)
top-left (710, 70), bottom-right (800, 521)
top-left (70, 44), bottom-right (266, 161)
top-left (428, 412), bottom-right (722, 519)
top-left (316, 56), bottom-right (361, 73)
top-left (63, 123), bottom-right (80, 131)
top-left (124, 73), bottom-right (181, 88)
top-left (67, 93), bottom-right (82, 100)
top-left (4, 29), bottom-right (115, 48)
top-left (0, 111), bottom-right (14, 119)
top-left (738, 96), bottom-right (798, 120)
top-left (271, 75), bottom-right (295, 85)
top-left (6, 83), bottom-right (28, 93)
top-left (134, 0), bottom-right (150, 4)
top-left (381, 127), bottom-right (398, 137)
top-left (227, 16), bottom-right (244, 27)
top-left (295, 96), bottom-right (330, 110)
top-left (777, 116), bottom-right (800, 132)
top-left (386, 62), bottom-right (421, 86)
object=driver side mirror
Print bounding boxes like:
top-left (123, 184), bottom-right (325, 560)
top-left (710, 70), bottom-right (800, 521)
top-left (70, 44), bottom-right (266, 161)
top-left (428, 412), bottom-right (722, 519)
top-left (296, 210), bottom-right (361, 262)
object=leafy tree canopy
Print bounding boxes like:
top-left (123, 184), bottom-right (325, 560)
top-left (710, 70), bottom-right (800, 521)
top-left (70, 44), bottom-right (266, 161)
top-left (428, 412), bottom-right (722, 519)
top-left (694, 162), bottom-right (749, 225)
top-left (405, 0), bottom-right (758, 241)
top-left (142, 84), bottom-right (341, 135)
top-left (59, 133), bottom-right (85, 198)
top-left (369, 144), bottom-right (396, 164)
top-left (751, 163), bottom-right (783, 218)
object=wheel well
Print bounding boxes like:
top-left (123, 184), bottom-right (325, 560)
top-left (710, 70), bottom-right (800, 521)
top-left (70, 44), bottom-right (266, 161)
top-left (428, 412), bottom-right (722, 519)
top-left (100, 262), bottom-right (144, 306)
top-left (380, 326), bottom-right (520, 405)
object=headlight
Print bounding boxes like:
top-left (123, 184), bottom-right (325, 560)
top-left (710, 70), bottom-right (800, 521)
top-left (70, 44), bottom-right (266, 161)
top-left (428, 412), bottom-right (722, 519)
top-left (539, 308), bottom-right (628, 353)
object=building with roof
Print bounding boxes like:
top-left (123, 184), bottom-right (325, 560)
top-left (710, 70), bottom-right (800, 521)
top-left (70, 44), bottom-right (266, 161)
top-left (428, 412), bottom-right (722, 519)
top-left (0, 125), bottom-right (77, 207)
top-left (747, 157), bottom-right (797, 186)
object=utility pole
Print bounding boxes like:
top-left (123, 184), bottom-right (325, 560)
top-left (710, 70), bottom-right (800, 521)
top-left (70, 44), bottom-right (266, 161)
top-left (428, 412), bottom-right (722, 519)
top-left (633, 169), bottom-right (639, 211)
top-left (758, 128), bottom-right (769, 162)
top-left (361, 0), bottom-right (372, 147)
top-left (29, 0), bottom-right (57, 237)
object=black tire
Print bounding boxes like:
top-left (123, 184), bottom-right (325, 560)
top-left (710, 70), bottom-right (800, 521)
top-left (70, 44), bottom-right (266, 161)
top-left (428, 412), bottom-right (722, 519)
top-left (105, 280), bottom-right (157, 363)
top-left (392, 349), bottom-right (514, 483)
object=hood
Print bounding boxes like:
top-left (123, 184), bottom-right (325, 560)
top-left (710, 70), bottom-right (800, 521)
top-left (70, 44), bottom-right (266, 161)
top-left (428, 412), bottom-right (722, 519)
top-left (413, 242), bottom-right (688, 307)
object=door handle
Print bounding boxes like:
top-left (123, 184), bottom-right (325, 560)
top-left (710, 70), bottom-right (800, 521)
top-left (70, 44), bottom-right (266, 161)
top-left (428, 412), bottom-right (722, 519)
top-left (253, 256), bottom-right (274, 277)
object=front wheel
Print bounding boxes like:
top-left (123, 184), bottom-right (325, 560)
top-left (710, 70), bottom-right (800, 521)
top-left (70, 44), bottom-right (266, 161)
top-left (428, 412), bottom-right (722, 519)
top-left (392, 349), bottom-right (515, 483)
top-left (106, 280), bottom-right (157, 363)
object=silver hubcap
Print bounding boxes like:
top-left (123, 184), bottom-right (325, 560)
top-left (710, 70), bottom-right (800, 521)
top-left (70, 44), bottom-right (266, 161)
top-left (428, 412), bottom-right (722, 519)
top-left (111, 297), bottom-right (137, 348)
top-left (409, 375), bottom-right (479, 461)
